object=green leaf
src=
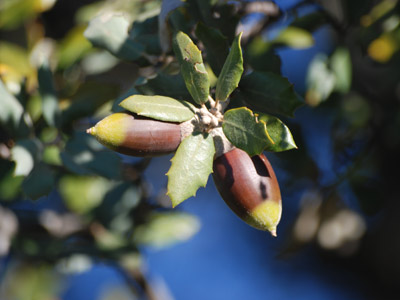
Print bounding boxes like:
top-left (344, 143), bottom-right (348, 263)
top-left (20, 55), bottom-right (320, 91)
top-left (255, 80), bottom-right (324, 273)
top-left (134, 212), bottom-right (200, 249)
top-left (135, 73), bottom-right (193, 101)
top-left (239, 71), bottom-right (303, 117)
top-left (167, 132), bottom-right (215, 207)
top-left (195, 22), bottom-right (229, 76)
top-left (38, 62), bottom-right (60, 127)
top-left (222, 107), bottom-right (274, 156)
top-left (246, 37), bottom-right (281, 74)
top-left (273, 27), bottom-right (314, 49)
top-left (215, 32), bottom-right (244, 101)
top-left (11, 139), bottom-right (41, 177)
top-left (59, 175), bottom-right (113, 214)
top-left (305, 54), bottom-right (336, 106)
top-left (22, 163), bottom-right (55, 200)
top-left (120, 95), bottom-right (195, 122)
top-left (172, 31), bottom-right (210, 105)
top-left (331, 47), bottom-right (352, 93)
top-left (158, 0), bottom-right (184, 52)
top-left (257, 113), bottom-right (297, 152)
top-left (84, 14), bottom-right (144, 61)
top-left (0, 79), bottom-right (24, 129)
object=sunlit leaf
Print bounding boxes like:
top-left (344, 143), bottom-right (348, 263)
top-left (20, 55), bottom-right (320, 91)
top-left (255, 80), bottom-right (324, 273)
top-left (134, 212), bottom-right (200, 249)
top-left (84, 14), bottom-right (144, 61)
top-left (331, 47), bottom-right (352, 93)
top-left (11, 139), bottom-right (41, 176)
top-left (215, 32), bottom-right (243, 101)
top-left (305, 54), bottom-right (336, 106)
top-left (222, 107), bottom-right (274, 156)
top-left (167, 132), bottom-right (215, 207)
top-left (239, 71), bottom-right (303, 117)
top-left (273, 26), bottom-right (314, 49)
top-left (59, 175), bottom-right (113, 214)
top-left (258, 113), bottom-right (297, 152)
top-left (0, 79), bottom-right (24, 128)
top-left (173, 31), bottom-right (210, 105)
top-left (120, 95), bottom-right (195, 122)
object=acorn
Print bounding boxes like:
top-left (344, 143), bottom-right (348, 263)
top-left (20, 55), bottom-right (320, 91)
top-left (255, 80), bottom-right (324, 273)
top-left (212, 148), bottom-right (282, 236)
top-left (87, 112), bottom-right (182, 156)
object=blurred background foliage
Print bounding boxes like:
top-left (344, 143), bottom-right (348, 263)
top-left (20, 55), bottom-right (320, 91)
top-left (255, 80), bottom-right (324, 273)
top-left (1, 0), bottom-right (400, 299)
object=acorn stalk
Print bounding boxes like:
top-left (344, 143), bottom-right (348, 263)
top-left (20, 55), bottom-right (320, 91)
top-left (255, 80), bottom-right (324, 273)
top-left (212, 148), bottom-right (282, 236)
top-left (87, 112), bottom-right (182, 156)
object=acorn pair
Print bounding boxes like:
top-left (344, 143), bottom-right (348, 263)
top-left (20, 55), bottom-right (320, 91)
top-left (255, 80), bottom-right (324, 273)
top-left (87, 112), bottom-right (281, 236)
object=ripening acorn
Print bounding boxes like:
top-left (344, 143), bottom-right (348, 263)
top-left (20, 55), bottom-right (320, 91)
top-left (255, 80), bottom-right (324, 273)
top-left (87, 112), bottom-right (182, 156)
top-left (212, 148), bottom-right (282, 236)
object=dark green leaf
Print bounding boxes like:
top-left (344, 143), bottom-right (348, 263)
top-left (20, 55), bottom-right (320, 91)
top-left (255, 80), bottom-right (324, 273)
top-left (239, 71), bottom-right (303, 117)
top-left (222, 107), bottom-right (274, 156)
top-left (22, 163), bottom-right (55, 200)
top-left (167, 132), bottom-right (215, 207)
top-left (38, 62), bottom-right (60, 127)
top-left (135, 73), bottom-right (193, 101)
top-left (120, 95), bottom-right (195, 122)
top-left (257, 113), bottom-right (297, 152)
top-left (195, 22), bottom-right (229, 76)
top-left (246, 37), bottom-right (281, 73)
top-left (84, 14), bottom-right (144, 61)
top-left (0, 159), bottom-right (23, 200)
top-left (172, 31), bottom-right (210, 105)
top-left (158, 0), bottom-right (185, 52)
top-left (215, 32), bottom-right (243, 101)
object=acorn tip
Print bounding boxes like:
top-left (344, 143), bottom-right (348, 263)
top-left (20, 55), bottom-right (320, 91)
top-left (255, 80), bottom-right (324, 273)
top-left (270, 229), bottom-right (277, 237)
top-left (86, 127), bottom-right (95, 135)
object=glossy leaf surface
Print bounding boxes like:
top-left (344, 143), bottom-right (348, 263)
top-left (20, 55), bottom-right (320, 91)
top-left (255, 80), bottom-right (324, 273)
top-left (222, 107), bottom-right (274, 156)
top-left (172, 31), bottom-right (210, 105)
top-left (215, 32), bottom-right (243, 101)
top-left (167, 133), bottom-right (215, 207)
top-left (239, 71), bottom-right (303, 117)
top-left (120, 95), bottom-right (195, 122)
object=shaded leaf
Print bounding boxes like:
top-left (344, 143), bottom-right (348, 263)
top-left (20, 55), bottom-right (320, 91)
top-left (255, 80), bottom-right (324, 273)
top-left (84, 14), bottom-right (144, 61)
top-left (135, 73), bottom-right (193, 101)
top-left (290, 11), bottom-right (327, 32)
top-left (246, 37), bottom-right (281, 73)
top-left (223, 107), bottom-right (274, 156)
top-left (134, 212), bottom-right (200, 249)
top-left (22, 163), bottom-right (55, 200)
top-left (258, 113), bottom-right (297, 152)
top-left (0, 159), bottom-right (23, 200)
top-left (158, 0), bottom-right (184, 52)
top-left (216, 32), bottom-right (244, 101)
top-left (167, 133), bottom-right (215, 207)
top-left (120, 95), bottom-right (195, 122)
top-left (239, 71), bottom-right (303, 117)
top-left (195, 22), bottom-right (229, 76)
top-left (38, 62), bottom-right (60, 127)
top-left (172, 31), bottom-right (210, 105)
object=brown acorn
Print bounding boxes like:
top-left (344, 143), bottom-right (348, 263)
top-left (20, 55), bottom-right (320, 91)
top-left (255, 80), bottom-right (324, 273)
top-left (87, 112), bottom-right (182, 156)
top-left (212, 148), bottom-right (282, 236)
